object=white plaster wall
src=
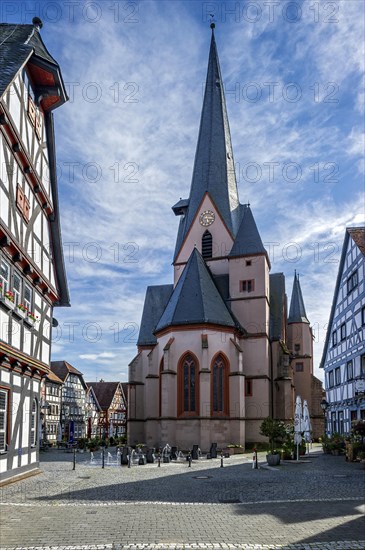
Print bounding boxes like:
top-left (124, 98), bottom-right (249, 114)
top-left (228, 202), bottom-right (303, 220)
top-left (0, 369), bottom-right (10, 384)
top-left (0, 310), bottom-right (10, 344)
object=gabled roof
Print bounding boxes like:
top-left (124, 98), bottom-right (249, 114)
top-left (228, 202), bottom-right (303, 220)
top-left (173, 28), bottom-right (240, 261)
top-left (50, 361), bottom-right (86, 388)
top-left (87, 381), bottom-right (123, 411)
top-left (288, 272), bottom-right (309, 324)
top-left (45, 369), bottom-right (63, 385)
top-left (229, 204), bottom-right (267, 260)
top-left (320, 226), bottom-right (365, 369)
top-left (137, 284), bottom-right (174, 346)
top-left (86, 385), bottom-right (102, 412)
top-left (155, 248), bottom-right (237, 333)
top-left (269, 273), bottom-right (286, 340)
top-left (0, 22), bottom-right (67, 105)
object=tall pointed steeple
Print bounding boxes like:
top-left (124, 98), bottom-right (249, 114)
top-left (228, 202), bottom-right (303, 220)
top-left (288, 272), bottom-right (309, 324)
top-left (173, 26), bottom-right (240, 260)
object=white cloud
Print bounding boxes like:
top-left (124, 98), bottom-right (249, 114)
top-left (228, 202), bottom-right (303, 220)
top-left (45, 0), bottom-right (364, 384)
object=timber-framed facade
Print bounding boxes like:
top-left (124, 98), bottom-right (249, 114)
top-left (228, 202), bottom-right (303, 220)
top-left (0, 19), bottom-right (69, 483)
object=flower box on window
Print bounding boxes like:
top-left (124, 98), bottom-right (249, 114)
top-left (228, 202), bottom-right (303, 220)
top-left (15, 303), bottom-right (27, 319)
top-left (25, 312), bottom-right (38, 327)
top-left (1, 291), bottom-right (15, 311)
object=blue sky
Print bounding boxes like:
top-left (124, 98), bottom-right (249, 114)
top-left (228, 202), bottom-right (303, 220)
top-left (4, 0), bottom-right (364, 382)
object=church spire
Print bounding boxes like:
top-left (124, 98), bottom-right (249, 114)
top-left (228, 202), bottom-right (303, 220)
top-left (173, 27), bottom-right (240, 260)
top-left (288, 272), bottom-right (309, 324)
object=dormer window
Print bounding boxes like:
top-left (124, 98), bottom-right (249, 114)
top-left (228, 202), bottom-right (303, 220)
top-left (202, 230), bottom-right (212, 259)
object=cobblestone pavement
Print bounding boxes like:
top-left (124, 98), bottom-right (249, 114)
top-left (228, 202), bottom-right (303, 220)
top-left (0, 446), bottom-right (364, 550)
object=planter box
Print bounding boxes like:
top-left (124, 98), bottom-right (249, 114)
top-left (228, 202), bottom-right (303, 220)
top-left (15, 307), bottom-right (27, 319)
top-left (25, 316), bottom-right (35, 327)
top-left (266, 453), bottom-right (281, 466)
top-left (0, 296), bottom-right (15, 310)
top-left (225, 447), bottom-right (244, 455)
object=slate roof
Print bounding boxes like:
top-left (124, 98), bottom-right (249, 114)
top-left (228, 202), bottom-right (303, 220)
top-left (87, 382), bottom-right (123, 411)
top-left (229, 204), bottom-right (267, 260)
top-left (288, 272), bottom-right (309, 324)
top-left (320, 226), bottom-right (365, 369)
top-left (269, 273), bottom-right (286, 340)
top-left (137, 284), bottom-right (173, 346)
top-left (155, 248), bottom-right (237, 333)
top-left (173, 28), bottom-right (240, 261)
top-left (0, 23), bottom-right (59, 97)
top-left (50, 361), bottom-right (86, 387)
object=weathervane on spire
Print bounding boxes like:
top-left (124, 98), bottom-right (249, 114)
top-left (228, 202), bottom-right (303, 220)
top-left (209, 13), bottom-right (216, 30)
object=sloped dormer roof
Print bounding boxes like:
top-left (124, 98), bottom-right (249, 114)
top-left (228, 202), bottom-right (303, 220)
top-left (156, 248), bottom-right (237, 333)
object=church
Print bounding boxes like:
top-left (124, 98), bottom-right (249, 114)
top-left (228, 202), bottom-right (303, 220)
top-left (128, 26), bottom-right (323, 450)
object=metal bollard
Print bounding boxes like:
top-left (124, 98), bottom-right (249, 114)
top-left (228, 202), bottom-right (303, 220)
top-left (220, 452), bottom-right (224, 468)
top-left (128, 453), bottom-right (131, 468)
top-left (72, 448), bottom-right (76, 471)
top-left (188, 453), bottom-right (192, 468)
top-left (120, 452), bottom-right (123, 467)
top-left (158, 453), bottom-right (161, 467)
top-left (102, 447), bottom-right (105, 469)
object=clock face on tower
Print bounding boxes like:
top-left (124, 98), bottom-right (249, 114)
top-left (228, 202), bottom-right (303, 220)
top-left (199, 210), bottom-right (215, 226)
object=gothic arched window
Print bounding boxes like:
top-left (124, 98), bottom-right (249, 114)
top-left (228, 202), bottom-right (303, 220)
top-left (178, 353), bottom-right (199, 416)
top-left (211, 354), bottom-right (229, 416)
top-left (202, 230), bottom-right (212, 258)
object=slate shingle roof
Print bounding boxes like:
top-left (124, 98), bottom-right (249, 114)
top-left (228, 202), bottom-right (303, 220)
top-left (0, 23), bottom-right (58, 96)
top-left (173, 29), bottom-right (240, 261)
top-left (137, 284), bottom-right (173, 346)
top-left (229, 204), bottom-right (267, 259)
top-left (155, 248), bottom-right (237, 333)
top-left (269, 273), bottom-right (286, 340)
top-left (288, 272), bottom-right (309, 324)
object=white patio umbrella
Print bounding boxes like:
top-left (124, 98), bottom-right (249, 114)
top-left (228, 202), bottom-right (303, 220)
top-left (302, 399), bottom-right (312, 452)
top-left (294, 395), bottom-right (303, 461)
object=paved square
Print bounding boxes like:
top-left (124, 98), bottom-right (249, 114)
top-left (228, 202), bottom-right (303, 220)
top-left (0, 447), bottom-right (364, 550)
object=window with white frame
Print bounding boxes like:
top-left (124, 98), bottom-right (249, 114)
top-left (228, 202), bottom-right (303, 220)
top-left (0, 259), bottom-right (10, 294)
top-left (30, 398), bottom-right (37, 447)
top-left (340, 323), bottom-right (346, 341)
top-left (13, 272), bottom-right (22, 307)
top-left (0, 389), bottom-right (9, 452)
top-left (328, 370), bottom-right (334, 388)
top-left (24, 283), bottom-right (32, 311)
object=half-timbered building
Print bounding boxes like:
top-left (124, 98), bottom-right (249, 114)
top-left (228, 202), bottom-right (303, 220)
top-left (320, 227), bottom-right (365, 434)
top-left (0, 19), bottom-right (69, 483)
top-left (87, 381), bottom-right (127, 439)
top-left (41, 369), bottom-right (63, 445)
top-left (85, 385), bottom-right (101, 438)
top-left (51, 361), bottom-right (87, 442)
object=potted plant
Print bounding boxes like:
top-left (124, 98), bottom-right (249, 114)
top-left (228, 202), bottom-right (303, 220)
top-left (2, 290), bottom-right (15, 310)
top-left (77, 437), bottom-right (88, 452)
top-left (260, 417), bottom-right (286, 466)
top-left (26, 311), bottom-right (39, 326)
top-left (16, 302), bottom-right (27, 319)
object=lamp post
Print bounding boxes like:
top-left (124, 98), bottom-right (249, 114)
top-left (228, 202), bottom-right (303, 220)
top-left (320, 398), bottom-right (329, 438)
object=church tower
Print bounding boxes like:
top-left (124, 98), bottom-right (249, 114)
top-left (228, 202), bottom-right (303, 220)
top-left (128, 26), bottom-right (307, 450)
top-left (287, 272), bottom-right (313, 407)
